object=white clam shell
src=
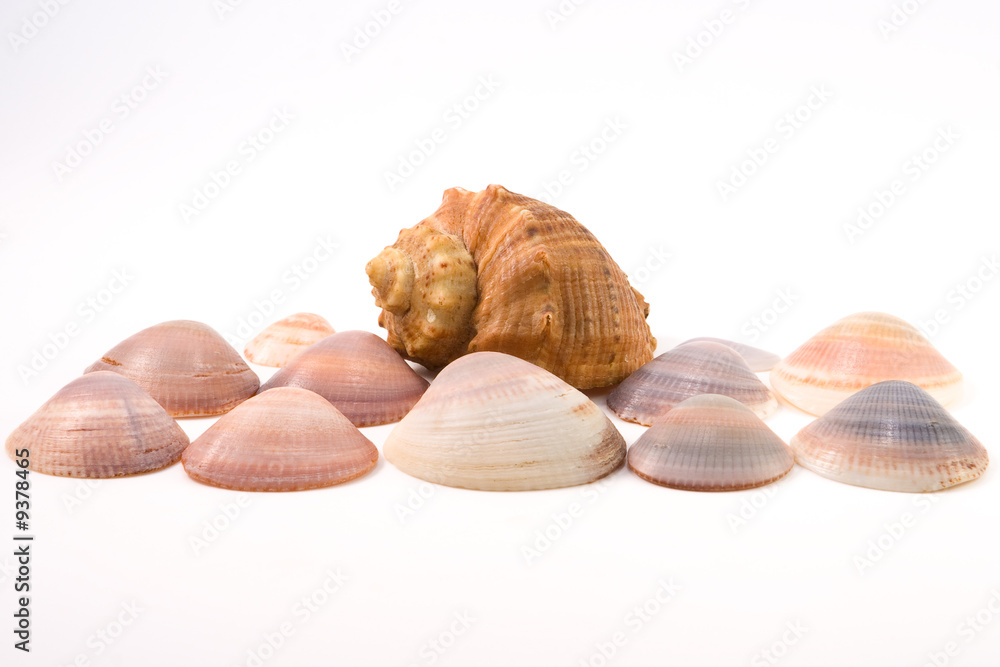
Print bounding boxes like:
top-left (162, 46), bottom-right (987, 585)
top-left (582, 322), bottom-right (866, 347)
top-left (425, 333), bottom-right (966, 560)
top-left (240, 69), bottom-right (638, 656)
top-left (383, 351), bottom-right (625, 491)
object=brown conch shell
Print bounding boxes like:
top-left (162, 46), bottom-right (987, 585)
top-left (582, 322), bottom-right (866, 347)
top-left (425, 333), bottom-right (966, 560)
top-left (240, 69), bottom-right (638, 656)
top-left (85, 320), bottom-right (260, 417)
top-left (258, 330), bottom-right (429, 426)
top-left (182, 387), bottom-right (378, 491)
top-left (365, 185), bottom-right (656, 389)
top-left (244, 313), bottom-right (335, 367)
top-left (5, 371), bottom-right (189, 477)
top-left (771, 312), bottom-right (963, 416)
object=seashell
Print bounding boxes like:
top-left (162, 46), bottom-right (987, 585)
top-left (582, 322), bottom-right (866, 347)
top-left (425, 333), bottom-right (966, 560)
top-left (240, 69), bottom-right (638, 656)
top-left (608, 341), bottom-right (777, 425)
top-left (790, 381), bottom-right (988, 492)
top-left (771, 312), bottom-right (962, 416)
top-left (366, 184), bottom-right (656, 389)
top-left (244, 313), bottom-right (335, 367)
top-left (627, 394), bottom-right (793, 491)
top-left (181, 387), bottom-right (378, 491)
top-left (383, 351), bottom-right (626, 491)
top-left (680, 337), bottom-right (780, 372)
top-left (5, 371), bottom-right (189, 478)
top-left (85, 320), bottom-right (259, 417)
top-left (258, 330), bottom-right (428, 426)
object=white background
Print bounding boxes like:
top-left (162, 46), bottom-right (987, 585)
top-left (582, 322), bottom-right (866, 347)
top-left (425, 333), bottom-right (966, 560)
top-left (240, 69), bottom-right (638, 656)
top-left (3, 1), bottom-right (999, 665)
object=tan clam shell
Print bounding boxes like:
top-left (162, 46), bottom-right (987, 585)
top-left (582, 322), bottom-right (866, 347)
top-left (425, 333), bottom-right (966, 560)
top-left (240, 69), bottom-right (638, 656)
top-left (366, 185), bottom-right (656, 389)
top-left (790, 381), bottom-right (987, 492)
top-left (680, 337), bottom-right (780, 372)
top-left (181, 387), bottom-right (378, 491)
top-left (244, 313), bottom-right (335, 368)
top-left (607, 341), bottom-right (777, 425)
top-left (5, 371), bottom-right (189, 477)
top-left (258, 330), bottom-right (428, 426)
top-left (85, 320), bottom-right (259, 417)
top-left (628, 394), bottom-right (793, 491)
top-left (383, 351), bottom-right (626, 491)
top-left (771, 311), bottom-right (963, 416)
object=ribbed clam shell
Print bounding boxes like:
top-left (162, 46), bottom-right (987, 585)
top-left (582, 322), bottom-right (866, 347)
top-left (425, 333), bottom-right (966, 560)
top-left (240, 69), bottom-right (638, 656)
top-left (367, 185), bottom-right (656, 389)
top-left (771, 312), bottom-right (963, 416)
top-left (383, 352), bottom-right (626, 491)
top-left (85, 320), bottom-right (259, 417)
top-left (607, 341), bottom-right (777, 425)
top-left (244, 313), bottom-right (335, 368)
top-left (5, 372), bottom-right (189, 478)
top-left (680, 337), bottom-right (780, 372)
top-left (790, 381), bottom-right (987, 492)
top-left (258, 330), bottom-right (428, 426)
top-left (182, 387), bottom-right (378, 491)
top-left (628, 394), bottom-right (793, 491)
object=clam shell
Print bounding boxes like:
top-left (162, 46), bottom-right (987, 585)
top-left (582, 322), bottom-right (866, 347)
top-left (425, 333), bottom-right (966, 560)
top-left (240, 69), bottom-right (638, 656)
top-left (607, 341), bottom-right (777, 425)
top-left (258, 330), bottom-right (428, 426)
top-left (680, 337), bottom-right (780, 372)
top-left (366, 185), bottom-right (656, 389)
top-left (181, 387), bottom-right (378, 491)
top-left (771, 312), bottom-right (962, 416)
top-left (244, 313), bottom-right (335, 368)
top-left (628, 394), bottom-right (793, 491)
top-left (383, 351), bottom-right (626, 491)
top-left (790, 381), bottom-right (988, 492)
top-left (5, 371), bottom-right (189, 477)
top-left (85, 320), bottom-right (259, 417)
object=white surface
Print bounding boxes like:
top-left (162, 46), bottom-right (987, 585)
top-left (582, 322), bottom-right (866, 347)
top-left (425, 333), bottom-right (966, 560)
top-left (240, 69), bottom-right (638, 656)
top-left (2, 1), bottom-right (999, 665)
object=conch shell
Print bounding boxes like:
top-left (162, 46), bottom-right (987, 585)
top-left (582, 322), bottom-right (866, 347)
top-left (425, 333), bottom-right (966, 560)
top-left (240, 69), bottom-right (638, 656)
top-left (365, 185), bottom-right (656, 389)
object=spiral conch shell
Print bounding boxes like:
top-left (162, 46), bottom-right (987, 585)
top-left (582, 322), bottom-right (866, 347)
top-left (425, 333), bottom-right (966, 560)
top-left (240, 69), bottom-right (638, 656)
top-left (366, 185), bottom-right (656, 389)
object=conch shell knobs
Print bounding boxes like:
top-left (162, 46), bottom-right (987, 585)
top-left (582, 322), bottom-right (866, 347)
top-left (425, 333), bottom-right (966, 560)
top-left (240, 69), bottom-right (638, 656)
top-left (366, 185), bottom-right (656, 389)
